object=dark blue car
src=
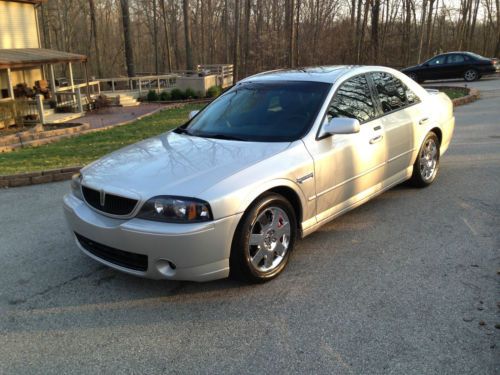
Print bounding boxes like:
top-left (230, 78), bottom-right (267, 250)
top-left (402, 52), bottom-right (499, 82)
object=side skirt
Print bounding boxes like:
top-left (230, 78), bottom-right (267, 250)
top-left (301, 166), bottom-right (412, 237)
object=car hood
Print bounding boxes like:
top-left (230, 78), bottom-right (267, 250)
top-left (82, 131), bottom-right (291, 199)
top-left (402, 64), bottom-right (420, 72)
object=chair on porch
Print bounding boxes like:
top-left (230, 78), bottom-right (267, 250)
top-left (35, 80), bottom-right (51, 99)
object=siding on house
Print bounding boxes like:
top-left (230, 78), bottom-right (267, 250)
top-left (0, 1), bottom-right (40, 49)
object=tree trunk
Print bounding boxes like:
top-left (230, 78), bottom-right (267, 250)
top-left (119, 0), bottom-right (135, 77)
top-left (183, 0), bottom-right (194, 71)
top-left (233, 0), bottom-right (240, 81)
top-left (88, 0), bottom-right (102, 77)
top-left (417, 0), bottom-right (428, 62)
top-left (243, 0), bottom-right (251, 76)
top-left (160, 0), bottom-right (172, 72)
top-left (371, 0), bottom-right (380, 64)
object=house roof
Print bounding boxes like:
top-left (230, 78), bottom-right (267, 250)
top-left (0, 1), bottom-right (46, 4)
top-left (0, 48), bottom-right (87, 69)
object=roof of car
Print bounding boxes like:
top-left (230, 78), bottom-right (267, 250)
top-left (240, 66), bottom-right (358, 84)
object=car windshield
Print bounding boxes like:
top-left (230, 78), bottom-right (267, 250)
top-left (181, 81), bottom-right (331, 142)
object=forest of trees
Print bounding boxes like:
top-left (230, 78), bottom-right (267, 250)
top-left (38, 0), bottom-right (500, 80)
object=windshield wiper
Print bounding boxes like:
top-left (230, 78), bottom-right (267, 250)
top-left (174, 126), bottom-right (192, 136)
top-left (195, 133), bottom-right (248, 141)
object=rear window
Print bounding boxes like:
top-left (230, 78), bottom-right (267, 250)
top-left (371, 72), bottom-right (420, 113)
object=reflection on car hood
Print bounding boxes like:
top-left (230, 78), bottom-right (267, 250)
top-left (82, 131), bottom-right (291, 199)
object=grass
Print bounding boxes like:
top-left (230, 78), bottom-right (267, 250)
top-left (440, 87), bottom-right (468, 100)
top-left (0, 103), bottom-right (204, 175)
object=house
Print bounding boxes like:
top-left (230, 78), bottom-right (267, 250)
top-left (0, 0), bottom-right (93, 127)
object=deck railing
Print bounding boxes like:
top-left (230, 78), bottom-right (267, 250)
top-left (96, 75), bottom-right (177, 94)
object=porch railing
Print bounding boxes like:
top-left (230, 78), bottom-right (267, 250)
top-left (56, 80), bottom-right (101, 96)
top-left (0, 99), bottom-right (39, 128)
top-left (97, 75), bottom-right (177, 94)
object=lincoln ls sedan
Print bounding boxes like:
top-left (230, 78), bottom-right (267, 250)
top-left (64, 66), bottom-right (455, 283)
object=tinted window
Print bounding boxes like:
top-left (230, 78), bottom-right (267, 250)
top-left (327, 75), bottom-right (376, 123)
top-left (184, 81), bottom-right (331, 142)
top-left (428, 56), bottom-right (446, 65)
top-left (447, 54), bottom-right (465, 64)
top-left (371, 72), bottom-right (409, 113)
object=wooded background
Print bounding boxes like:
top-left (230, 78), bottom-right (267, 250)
top-left (38, 0), bottom-right (500, 80)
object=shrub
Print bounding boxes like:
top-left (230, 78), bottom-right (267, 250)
top-left (170, 88), bottom-right (186, 100)
top-left (184, 88), bottom-right (196, 99)
top-left (147, 90), bottom-right (159, 102)
top-left (159, 91), bottom-right (171, 101)
top-left (206, 85), bottom-right (222, 98)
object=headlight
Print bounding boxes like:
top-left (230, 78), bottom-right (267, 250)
top-left (70, 172), bottom-right (83, 200)
top-left (137, 196), bottom-right (212, 223)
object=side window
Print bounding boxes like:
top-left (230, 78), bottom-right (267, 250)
top-left (371, 72), bottom-right (408, 113)
top-left (447, 54), bottom-right (465, 64)
top-left (428, 56), bottom-right (446, 65)
top-left (327, 75), bottom-right (376, 123)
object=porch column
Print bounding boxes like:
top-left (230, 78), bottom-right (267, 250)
top-left (68, 62), bottom-right (75, 91)
top-left (49, 64), bottom-right (57, 93)
top-left (6, 68), bottom-right (14, 99)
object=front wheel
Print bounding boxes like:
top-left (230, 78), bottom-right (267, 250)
top-left (230, 193), bottom-right (297, 283)
top-left (409, 132), bottom-right (440, 187)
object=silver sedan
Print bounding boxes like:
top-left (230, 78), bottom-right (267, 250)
top-left (64, 66), bottom-right (455, 282)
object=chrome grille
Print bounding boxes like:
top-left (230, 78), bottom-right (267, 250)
top-left (82, 186), bottom-right (137, 216)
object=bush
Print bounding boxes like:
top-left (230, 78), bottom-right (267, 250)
top-left (147, 90), bottom-right (159, 102)
top-left (206, 86), bottom-right (222, 98)
top-left (159, 91), bottom-right (171, 101)
top-left (184, 88), bottom-right (196, 99)
top-left (170, 88), bottom-right (186, 100)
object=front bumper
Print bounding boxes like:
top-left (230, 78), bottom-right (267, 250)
top-left (63, 193), bottom-right (242, 281)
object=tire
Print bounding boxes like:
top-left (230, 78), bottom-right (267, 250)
top-left (408, 72), bottom-right (419, 82)
top-left (409, 132), bottom-right (440, 188)
top-left (464, 69), bottom-right (478, 81)
top-left (229, 193), bottom-right (297, 283)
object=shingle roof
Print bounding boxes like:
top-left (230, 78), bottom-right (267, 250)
top-left (0, 48), bottom-right (87, 69)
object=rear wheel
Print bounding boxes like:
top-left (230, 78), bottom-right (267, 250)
top-left (464, 69), bottom-right (479, 81)
top-left (408, 72), bottom-right (423, 83)
top-left (409, 132), bottom-right (440, 187)
top-left (230, 193), bottom-right (297, 283)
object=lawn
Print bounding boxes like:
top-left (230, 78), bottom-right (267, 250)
top-left (0, 103), bottom-right (204, 175)
top-left (439, 87), bottom-right (469, 100)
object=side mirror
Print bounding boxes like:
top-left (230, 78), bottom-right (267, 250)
top-left (188, 110), bottom-right (199, 120)
top-left (320, 117), bottom-right (360, 137)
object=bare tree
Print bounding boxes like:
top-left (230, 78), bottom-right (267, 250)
top-left (183, 0), bottom-right (194, 70)
top-left (119, 0), bottom-right (135, 77)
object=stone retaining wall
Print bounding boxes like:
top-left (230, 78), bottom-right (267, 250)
top-left (0, 124), bottom-right (91, 153)
top-left (0, 166), bottom-right (81, 188)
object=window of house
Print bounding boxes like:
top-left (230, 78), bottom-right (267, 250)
top-left (327, 75), bottom-right (376, 123)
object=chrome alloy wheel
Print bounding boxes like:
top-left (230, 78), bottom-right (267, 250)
top-left (419, 138), bottom-right (438, 181)
top-left (248, 207), bottom-right (291, 272)
top-left (464, 69), bottom-right (478, 81)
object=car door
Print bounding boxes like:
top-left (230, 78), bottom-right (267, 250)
top-left (421, 55), bottom-right (449, 80)
top-left (446, 54), bottom-right (467, 78)
top-left (307, 74), bottom-right (387, 223)
top-left (370, 72), bottom-right (415, 180)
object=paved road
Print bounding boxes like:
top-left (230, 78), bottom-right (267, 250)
top-left (1, 79), bottom-right (499, 374)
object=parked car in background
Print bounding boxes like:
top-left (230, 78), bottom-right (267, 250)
top-left (64, 66), bottom-right (455, 283)
top-left (402, 52), bottom-right (500, 82)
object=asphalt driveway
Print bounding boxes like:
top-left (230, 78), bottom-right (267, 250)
top-left (0, 78), bottom-right (499, 374)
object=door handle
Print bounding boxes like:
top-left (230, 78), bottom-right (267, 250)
top-left (419, 117), bottom-right (429, 125)
top-left (369, 135), bottom-right (383, 144)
